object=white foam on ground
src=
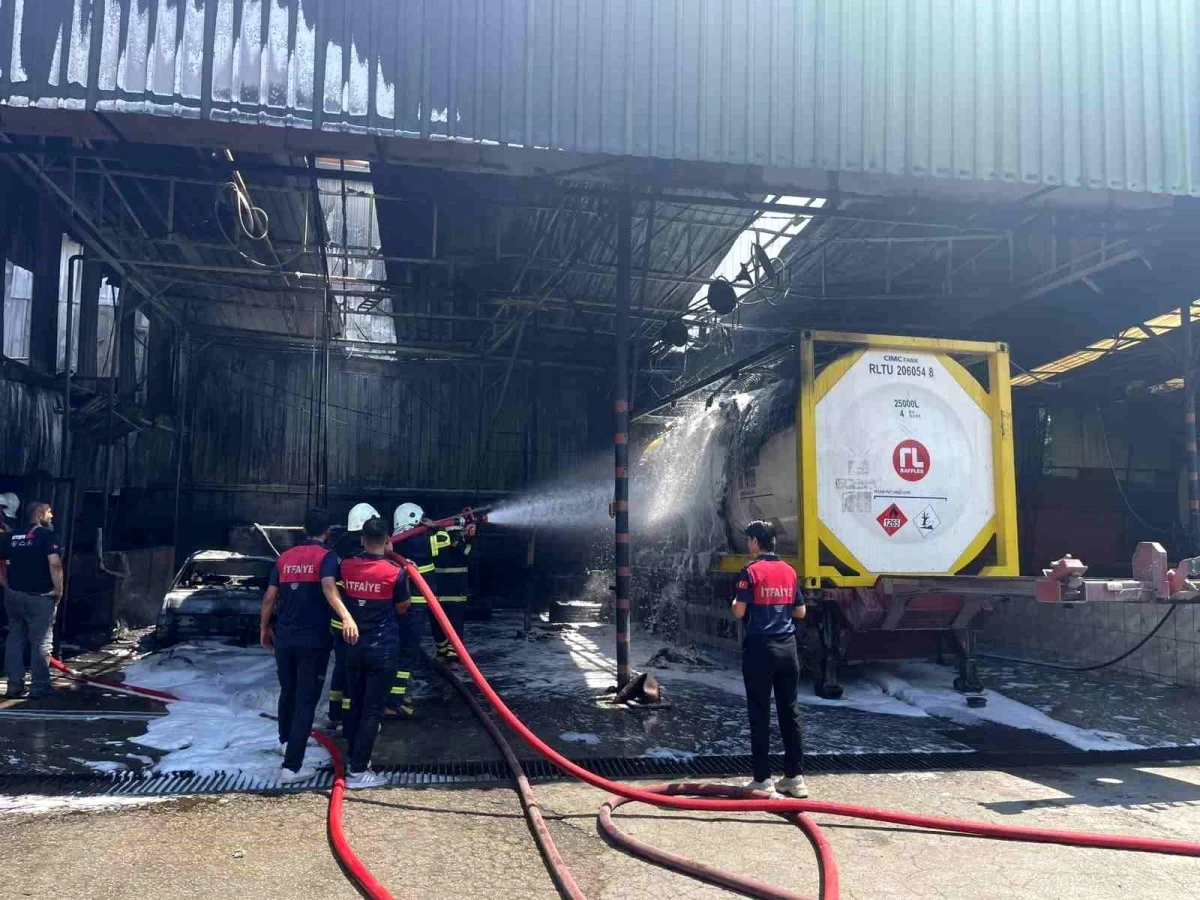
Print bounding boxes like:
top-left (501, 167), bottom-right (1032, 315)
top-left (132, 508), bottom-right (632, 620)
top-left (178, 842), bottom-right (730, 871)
top-left (70, 759), bottom-right (128, 774)
top-left (645, 747), bottom-right (697, 762)
top-left (560, 732), bottom-right (602, 745)
top-left (475, 623), bottom-right (925, 718)
top-left (96, 623), bottom-right (1142, 774)
top-left (471, 621), bottom-right (1142, 750)
top-left (122, 643), bottom-right (331, 778)
top-left (863, 662), bottom-right (1144, 751)
top-left (0, 795), bottom-right (172, 816)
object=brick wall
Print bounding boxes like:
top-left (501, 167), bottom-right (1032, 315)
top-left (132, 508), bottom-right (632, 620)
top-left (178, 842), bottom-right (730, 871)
top-left (978, 598), bottom-right (1200, 688)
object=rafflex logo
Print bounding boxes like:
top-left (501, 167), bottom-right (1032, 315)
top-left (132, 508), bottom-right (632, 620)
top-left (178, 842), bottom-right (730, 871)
top-left (892, 439), bottom-right (930, 482)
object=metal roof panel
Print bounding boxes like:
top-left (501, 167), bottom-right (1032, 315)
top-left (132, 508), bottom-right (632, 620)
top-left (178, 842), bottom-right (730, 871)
top-left (2, 1), bottom-right (1199, 195)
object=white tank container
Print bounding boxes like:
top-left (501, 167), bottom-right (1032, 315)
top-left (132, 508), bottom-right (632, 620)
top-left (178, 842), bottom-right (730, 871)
top-left (815, 348), bottom-right (995, 574)
top-left (728, 347), bottom-right (997, 575)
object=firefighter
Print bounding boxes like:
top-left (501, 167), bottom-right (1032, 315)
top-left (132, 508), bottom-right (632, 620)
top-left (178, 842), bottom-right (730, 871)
top-left (430, 521), bottom-right (475, 660)
top-left (338, 515), bottom-right (408, 789)
top-left (731, 519), bottom-right (808, 798)
top-left (328, 502), bottom-right (381, 725)
top-left (0, 502), bottom-right (62, 700)
top-left (388, 502), bottom-right (436, 719)
top-left (259, 507), bottom-right (357, 782)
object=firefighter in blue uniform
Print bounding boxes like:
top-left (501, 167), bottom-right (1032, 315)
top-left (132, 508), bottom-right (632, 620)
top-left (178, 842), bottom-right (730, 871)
top-left (338, 515), bottom-right (408, 789)
top-left (731, 520), bottom-right (808, 798)
top-left (388, 502), bottom-right (436, 718)
top-left (327, 502), bottom-right (380, 726)
top-left (260, 508), bottom-right (358, 782)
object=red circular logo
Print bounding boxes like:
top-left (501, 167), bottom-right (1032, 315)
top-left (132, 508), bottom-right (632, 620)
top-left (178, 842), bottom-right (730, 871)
top-left (893, 440), bottom-right (930, 482)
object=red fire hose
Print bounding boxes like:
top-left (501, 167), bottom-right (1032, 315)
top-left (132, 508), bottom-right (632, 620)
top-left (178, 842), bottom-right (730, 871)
top-left (48, 657), bottom-right (395, 900)
top-left (401, 565), bottom-right (1200, 899)
top-left (49, 562), bottom-right (1200, 900)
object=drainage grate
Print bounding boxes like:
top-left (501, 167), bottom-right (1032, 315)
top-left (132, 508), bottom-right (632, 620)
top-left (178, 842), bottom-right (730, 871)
top-left (5, 745), bottom-right (1200, 800)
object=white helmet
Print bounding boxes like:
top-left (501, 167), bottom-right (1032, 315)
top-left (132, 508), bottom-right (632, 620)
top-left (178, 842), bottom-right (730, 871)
top-left (393, 503), bottom-right (425, 536)
top-left (0, 492), bottom-right (18, 520)
top-left (347, 502), bottom-right (381, 533)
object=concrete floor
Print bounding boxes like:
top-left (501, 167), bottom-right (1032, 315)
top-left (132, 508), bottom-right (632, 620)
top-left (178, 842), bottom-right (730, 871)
top-left (6, 617), bottom-right (1200, 778)
top-left (7, 765), bottom-right (1200, 899)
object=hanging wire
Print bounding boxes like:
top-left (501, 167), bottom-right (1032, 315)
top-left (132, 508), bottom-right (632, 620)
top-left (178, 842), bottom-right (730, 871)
top-left (1095, 406), bottom-right (1174, 535)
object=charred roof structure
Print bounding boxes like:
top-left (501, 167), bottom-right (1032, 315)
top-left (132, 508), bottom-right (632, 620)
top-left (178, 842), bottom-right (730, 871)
top-left (2, 1), bottom-right (1200, 649)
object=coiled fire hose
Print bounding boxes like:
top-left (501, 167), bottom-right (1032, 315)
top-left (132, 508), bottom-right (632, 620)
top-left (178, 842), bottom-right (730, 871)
top-left (48, 562), bottom-right (1200, 900)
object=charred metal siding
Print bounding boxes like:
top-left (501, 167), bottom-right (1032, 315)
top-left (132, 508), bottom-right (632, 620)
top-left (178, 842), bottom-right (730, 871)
top-left (0, 377), bottom-right (174, 490)
top-left (2, 1), bottom-right (1199, 195)
top-left (188, 343), bottom-right (601, 495)
top-left (0, 379), bottom-right (60, 475)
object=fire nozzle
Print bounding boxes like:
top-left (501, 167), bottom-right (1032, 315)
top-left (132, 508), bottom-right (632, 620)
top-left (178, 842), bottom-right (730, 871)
top-left (390, 506), bottom-right (491, 546)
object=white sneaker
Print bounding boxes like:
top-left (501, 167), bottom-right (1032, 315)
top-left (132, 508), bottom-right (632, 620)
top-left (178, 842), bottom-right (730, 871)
top-left (745, 778), bottom-right (775, 794)
top-left (345, 769), bottom-right (388, 790)
top-left (774, 775), bottom-right (808, 798)
top-left (280, 764), bottom-right (318, 784)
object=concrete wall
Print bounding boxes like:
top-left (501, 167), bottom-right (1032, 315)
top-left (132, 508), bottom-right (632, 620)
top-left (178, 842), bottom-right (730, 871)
top-left (979, 598), bottom-right (1200, 689)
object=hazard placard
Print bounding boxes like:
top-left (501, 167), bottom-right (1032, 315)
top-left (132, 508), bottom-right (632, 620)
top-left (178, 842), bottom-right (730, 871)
top-left (876, 503), bottom-right (907, 536)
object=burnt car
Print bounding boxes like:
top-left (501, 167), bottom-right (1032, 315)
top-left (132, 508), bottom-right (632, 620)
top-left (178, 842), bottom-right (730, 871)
top-left (155, 551), bottom-right (274, 646)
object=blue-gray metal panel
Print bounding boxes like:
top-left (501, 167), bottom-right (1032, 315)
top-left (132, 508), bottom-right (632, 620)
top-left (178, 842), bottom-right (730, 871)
top-left (3, 0), bottom-right (1200, 196)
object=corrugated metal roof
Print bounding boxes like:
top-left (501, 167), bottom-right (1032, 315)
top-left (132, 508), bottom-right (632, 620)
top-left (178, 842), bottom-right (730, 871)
top-left (2, 1), bottom-right (1199, 195)
top-left (1012, 302), bottom-right (1199, 387)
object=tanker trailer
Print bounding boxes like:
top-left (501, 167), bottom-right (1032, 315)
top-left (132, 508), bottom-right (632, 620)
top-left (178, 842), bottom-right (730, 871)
top-left (715, 331), bottom-right (1020, 700)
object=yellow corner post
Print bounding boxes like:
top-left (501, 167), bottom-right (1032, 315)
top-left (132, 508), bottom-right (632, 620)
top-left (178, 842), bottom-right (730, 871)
top-left (798, 333), bottom-right (821, 589)
top-left (985, 343), bottom-right (1020, 575)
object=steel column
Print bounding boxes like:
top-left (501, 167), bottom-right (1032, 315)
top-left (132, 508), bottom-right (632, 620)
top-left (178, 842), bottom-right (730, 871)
top-left (1185, 302), bottom-right (1200, 554)
top-left (62, 255), bottom-right (83, 478)
top-left (29, 200), bottom-right (60, 373)
top-left (76, 256), bottom-right (103, 378)
top-left (101, 282), bottom-right (122, 537)
top-left (614, 192), bottom-right (633, 690)
top-left (172, 331), bottom-right (190, 568)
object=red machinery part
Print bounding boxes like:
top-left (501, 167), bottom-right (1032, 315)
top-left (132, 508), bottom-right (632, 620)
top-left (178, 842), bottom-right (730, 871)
top-left (47, 657), bottom-right (395, 900)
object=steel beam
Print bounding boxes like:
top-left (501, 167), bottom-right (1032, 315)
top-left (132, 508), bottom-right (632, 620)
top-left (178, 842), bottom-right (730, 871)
top-left (614, 191), bottom-right (633, 691)
top-left (1186, 304), bottom-right (1200, 554)
top-left (0, 135), bottom-right (179, 325)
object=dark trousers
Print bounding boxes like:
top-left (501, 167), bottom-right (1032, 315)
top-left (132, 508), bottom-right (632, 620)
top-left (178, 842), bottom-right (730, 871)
top-left (275, 645), bottom-right (331, 771)
top-left (328, 636), bottom-right (349, 721)
top-left (429, 600), bottom-right (467, 651)
top-left (391, 604), bottom-right (427, 707)
top-left (345, 652), bottom-right (398, 773)
top-left (742, 634), bottom-right (805, 782)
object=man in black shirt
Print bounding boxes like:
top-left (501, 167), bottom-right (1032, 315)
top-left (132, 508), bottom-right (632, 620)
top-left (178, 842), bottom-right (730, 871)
top-left (0, 502), bottom-right (63, 699)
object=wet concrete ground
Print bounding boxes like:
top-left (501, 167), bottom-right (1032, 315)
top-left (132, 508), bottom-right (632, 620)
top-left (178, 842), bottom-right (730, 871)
top-left (4, 615), bottom-right (1200, 779)
top-left (7, 765), bottom-right (1200, 899)
top-left (977, 657), bottom-right (1200, 748)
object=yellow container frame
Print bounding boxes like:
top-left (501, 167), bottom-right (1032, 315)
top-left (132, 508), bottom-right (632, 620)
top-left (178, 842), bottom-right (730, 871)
top-left (719, 330), bottom-right (1020, 590)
